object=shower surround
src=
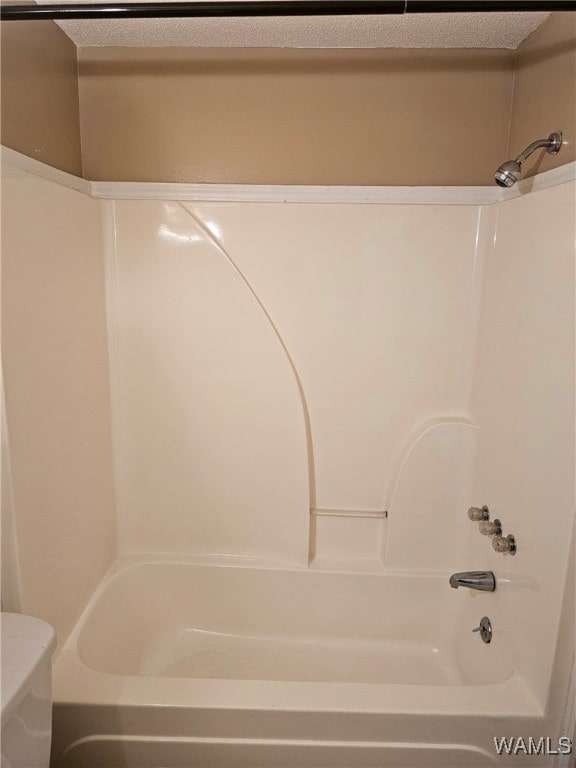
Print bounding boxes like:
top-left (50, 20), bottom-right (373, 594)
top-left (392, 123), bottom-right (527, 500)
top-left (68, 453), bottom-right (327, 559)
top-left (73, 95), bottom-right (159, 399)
top-left (1, 150), bottom-right (574, 767)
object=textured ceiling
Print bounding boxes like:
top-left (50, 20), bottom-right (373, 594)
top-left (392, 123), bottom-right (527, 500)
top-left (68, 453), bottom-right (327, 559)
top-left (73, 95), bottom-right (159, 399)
top-left (48, 8), bottom-right (550, 48)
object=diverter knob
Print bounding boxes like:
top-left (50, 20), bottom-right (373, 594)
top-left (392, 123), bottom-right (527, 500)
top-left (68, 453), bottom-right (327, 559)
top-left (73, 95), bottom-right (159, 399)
top-left (468, 506), bottom-right (490, 522)
top-left (479, 519), bottom-right (502, 537)
top-left (492, 534), bottom-right (517, 555)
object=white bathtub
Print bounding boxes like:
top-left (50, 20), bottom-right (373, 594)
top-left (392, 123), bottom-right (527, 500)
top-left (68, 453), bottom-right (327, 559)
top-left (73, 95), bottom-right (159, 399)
top-left (51, 557), bottom-right (544, 768)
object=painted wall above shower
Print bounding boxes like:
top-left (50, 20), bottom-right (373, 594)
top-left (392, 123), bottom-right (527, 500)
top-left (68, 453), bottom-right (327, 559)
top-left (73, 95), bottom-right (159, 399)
top-left (76, 12), bottom-right (574, 185)
top-left (0, 21), bottom-right (82, 176)
top-left (77, 47), bottom-right (515, 186)
top-left (2, 14), bottom-right (574, 185)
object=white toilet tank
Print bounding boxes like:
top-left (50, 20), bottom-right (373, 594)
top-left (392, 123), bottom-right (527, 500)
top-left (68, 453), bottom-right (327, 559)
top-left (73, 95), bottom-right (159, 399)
top-left (1, 613), bottom-right (56, 768)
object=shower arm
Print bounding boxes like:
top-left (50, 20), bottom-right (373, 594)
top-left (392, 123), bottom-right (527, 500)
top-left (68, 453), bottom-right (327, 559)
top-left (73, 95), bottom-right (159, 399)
top-left (2, 0), bottom-right (576, 21)
top-left (516, 137), bottom-right (560, 165)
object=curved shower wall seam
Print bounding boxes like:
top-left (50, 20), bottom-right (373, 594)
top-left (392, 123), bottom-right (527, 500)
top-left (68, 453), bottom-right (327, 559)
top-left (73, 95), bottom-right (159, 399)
top-left (176, 202), bottom-right (317, 525)
top-left (381, 416), bottom-right (480, 562)
top-left (377, 205), bottom-right (488, 550)
top-left (456, 204), bottom-right (495, 414)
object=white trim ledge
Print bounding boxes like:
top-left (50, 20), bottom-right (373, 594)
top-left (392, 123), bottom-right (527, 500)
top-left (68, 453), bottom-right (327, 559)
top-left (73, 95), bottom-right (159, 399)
top-left (2, 146), bottom-right (575, 206)
top-left (90, 181), bottom-right (499, 205)
top-left (1, 147), bottom-right (92, 196)
top-left (499, 161), bottom-right (576, 201)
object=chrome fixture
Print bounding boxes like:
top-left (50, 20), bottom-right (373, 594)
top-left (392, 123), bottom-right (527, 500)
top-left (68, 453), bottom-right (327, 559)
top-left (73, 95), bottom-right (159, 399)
top-left (467, 505), bottom-right (514, 550)
top-left (494, 132), bottom-right (563, 187)
top-left (492, 534), bottom-right (517, 555)
top-left (472, 616), bottom-right (493, 644)
top-left (468, 505), bottom-right (502, 537)
top-left (449, 571), bottom-right (496, 591)
top-left (467, 506), bottom-right (490, 522)
top-left (479, 518), bottom-right (502, 537)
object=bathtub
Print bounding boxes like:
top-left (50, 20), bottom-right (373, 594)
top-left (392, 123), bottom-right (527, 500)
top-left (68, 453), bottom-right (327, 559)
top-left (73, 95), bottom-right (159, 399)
top-left (51, 557), bottom-right (544, 768)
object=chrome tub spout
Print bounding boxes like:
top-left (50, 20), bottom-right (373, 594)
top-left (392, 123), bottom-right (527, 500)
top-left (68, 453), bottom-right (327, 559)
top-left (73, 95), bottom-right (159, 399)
top-left (449, 571), bottom-right (496, 592)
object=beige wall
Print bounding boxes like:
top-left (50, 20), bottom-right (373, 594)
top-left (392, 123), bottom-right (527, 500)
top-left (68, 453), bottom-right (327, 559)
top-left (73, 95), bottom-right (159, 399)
top-left (78, 48), bottom-right (514, 186)
top-left (1, 21), bottom-right (82, 176)
top-left (1, 163), bottom-right (116, 647)
top-left (509, 12), bottom-right (576, 177)
top-left (1, 15), bottom-right (574, 186)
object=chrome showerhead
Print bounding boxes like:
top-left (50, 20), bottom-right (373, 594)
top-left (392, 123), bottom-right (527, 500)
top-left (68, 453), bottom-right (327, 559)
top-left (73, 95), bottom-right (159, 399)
top-left (493, 132), bottom-right (562, 188)
top-left (494, 160), bottom-right (522, 188)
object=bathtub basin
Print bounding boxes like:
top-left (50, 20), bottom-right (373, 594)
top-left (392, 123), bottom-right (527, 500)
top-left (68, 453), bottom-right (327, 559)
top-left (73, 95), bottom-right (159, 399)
top-left (51, 557), bottom-right (545, 768)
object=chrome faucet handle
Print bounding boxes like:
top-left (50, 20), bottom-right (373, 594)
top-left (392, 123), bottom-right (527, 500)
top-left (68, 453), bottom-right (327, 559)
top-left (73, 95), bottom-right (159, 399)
top-left (493, 534), bottom-right (517, 555)
top-left (468, 506), bottom-right (490, 522)
top-left (479, 518), bottom-right (502, 536)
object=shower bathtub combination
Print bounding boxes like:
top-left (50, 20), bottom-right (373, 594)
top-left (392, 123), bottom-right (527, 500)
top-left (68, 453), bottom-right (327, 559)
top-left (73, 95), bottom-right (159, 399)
top-left (2, 119), bottom-right (574, 766)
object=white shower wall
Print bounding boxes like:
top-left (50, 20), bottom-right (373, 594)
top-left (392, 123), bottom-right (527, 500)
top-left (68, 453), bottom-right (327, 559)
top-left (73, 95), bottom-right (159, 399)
top-left (107, 200), bottom-right (310, 563)
top-left (1, 163), bottom-right (117, 644)
top-left (470, 180), bottom-right (576, 708)
top-left (102, 182), bottom-right (576, 717)
top-left (107, 199), bottom-right (486, 565)
top-left (2, 156), bottom-right (574, 727)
